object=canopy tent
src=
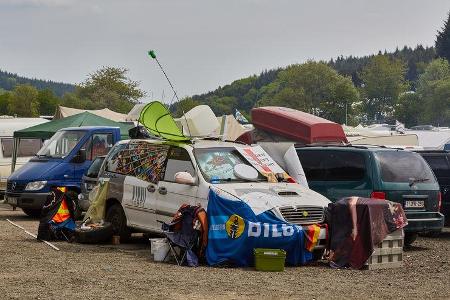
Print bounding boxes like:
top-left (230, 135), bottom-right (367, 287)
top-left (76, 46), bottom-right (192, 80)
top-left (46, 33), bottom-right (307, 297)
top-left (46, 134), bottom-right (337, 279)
top-left (53, 106), bottom-right (128, 122)
top-left (12, 112), bottom-right (133, 171)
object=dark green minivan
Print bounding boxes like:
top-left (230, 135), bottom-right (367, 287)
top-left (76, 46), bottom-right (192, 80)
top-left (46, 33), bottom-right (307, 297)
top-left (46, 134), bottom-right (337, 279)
top-left (296, 145), bottom-right (445, 245)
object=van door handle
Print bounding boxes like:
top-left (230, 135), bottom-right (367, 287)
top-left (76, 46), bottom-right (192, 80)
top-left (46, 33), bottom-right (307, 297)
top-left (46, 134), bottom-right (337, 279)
top-left (158, 186), bottom-right (167, 195)
top-left (147, 185), bottom-right (156, 193)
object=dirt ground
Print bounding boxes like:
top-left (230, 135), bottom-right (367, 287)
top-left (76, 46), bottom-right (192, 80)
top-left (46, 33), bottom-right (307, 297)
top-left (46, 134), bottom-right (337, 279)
top-left (0, 204), bottom-right (449, 300)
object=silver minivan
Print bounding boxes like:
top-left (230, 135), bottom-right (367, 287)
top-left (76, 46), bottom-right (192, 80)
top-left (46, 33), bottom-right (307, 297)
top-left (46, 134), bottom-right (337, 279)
top-left (98, 138), bottom-right (331, 253)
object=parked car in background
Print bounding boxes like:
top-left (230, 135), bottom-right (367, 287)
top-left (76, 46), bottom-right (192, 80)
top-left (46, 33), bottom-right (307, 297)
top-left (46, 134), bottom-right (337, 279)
top-left (98, 139), bottom-right (331, 255)
top-left (416, 150), bottom-right (449, 225)
top-left (78, 155), bottom-right (106, 211)
top-left (296, 145), bottom-right (444, 246)
top-left (5, 127), bottom-right (121, 217)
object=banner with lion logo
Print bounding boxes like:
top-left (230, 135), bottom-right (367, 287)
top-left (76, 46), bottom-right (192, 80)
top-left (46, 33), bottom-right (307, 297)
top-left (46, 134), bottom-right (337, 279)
top-left (206, 188), bottom-right (313, 267)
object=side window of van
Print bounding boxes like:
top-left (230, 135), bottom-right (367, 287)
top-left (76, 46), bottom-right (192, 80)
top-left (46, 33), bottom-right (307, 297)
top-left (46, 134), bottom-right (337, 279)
top-left (105, 141), bottom-right (170, 184)
top-left (82, 133), bottom-right (113, 160)
top-left (422, 155), bottom-right (450, 178)
top-left (297, 150), bottom-right (328, 181)
top-left (163, 147), bottom-right (196, 182)
top-left (105, 143), bottom-right (127, 173)
top-left (326, 151), bottom-right (366, 181)
top-left (298, 150), bottom-right (366, 181)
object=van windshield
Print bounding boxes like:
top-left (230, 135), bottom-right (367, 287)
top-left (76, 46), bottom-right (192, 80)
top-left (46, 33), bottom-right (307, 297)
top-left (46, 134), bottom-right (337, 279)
top-left (37, 130), bottom-right (86, 158)
top-left (194, 147), bottom-right (265, 183)
top-left (375, 151), bottom-right (436, 184)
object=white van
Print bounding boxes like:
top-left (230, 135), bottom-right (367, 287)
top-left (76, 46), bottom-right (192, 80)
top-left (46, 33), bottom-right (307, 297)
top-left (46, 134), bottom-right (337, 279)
top-left (0, 117), bottom-right (49, 196)
top-left (98, 138), bottom-right (331, 254)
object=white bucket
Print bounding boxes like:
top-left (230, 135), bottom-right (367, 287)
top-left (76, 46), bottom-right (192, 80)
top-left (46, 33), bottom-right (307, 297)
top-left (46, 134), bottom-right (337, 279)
top-left (150, 238), bottom-right (170, 262)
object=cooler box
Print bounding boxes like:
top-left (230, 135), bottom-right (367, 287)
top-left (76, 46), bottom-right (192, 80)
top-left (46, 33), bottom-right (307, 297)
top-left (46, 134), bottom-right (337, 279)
top-left (366, 229), bottom-right (404, 270)
top-left (254, 248), bottom-right (286, 272)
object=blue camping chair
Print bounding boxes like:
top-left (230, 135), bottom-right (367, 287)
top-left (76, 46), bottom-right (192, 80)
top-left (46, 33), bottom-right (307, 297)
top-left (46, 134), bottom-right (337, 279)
top-left (159, 205), bottom-right (202, 266)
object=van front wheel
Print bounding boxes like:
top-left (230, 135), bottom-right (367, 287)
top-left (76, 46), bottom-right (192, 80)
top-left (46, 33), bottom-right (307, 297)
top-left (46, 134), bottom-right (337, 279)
top-left (105, 203), bottom-right (131, 242)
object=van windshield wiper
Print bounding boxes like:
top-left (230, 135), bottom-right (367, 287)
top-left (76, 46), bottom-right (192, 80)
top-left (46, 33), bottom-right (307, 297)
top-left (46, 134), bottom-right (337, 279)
top-left (409, 177), bottom-right (430, 187)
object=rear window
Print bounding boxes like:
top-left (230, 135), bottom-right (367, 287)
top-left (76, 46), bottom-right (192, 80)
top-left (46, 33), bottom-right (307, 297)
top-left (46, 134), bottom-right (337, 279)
top-left (375, 151), bottom-right (436, 183)
top-left (421, 155), bottom-right (450, 178)
top-left (297, 150), bottom-right (366, 181)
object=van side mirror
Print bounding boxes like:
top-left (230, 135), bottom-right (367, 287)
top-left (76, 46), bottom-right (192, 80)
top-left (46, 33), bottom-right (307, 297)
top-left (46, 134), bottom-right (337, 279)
top-left (174, 172), bottom-right (196, 185)
top-left (72, 149), bottom-right (86, 163)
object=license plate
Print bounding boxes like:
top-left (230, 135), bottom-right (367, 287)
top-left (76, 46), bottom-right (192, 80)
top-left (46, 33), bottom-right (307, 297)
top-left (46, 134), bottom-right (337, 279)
top-left (7, 197), bottom-right (17, 205)
top-left (405, 200), bottom-right (424, 208)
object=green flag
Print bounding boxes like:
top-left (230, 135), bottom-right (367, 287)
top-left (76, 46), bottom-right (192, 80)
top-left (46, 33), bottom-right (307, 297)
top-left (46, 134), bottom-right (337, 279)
top-left (148, 50), bottom-right (156, 59)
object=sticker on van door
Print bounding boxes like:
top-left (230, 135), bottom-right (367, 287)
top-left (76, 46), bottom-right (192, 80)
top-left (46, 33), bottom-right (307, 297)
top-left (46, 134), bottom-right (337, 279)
top-left (123, 176), bottom-right (156, 210)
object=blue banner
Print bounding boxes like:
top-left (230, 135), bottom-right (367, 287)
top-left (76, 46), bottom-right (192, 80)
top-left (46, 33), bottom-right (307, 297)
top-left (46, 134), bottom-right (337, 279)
top-left (206, 188), bottom-right (312, 267)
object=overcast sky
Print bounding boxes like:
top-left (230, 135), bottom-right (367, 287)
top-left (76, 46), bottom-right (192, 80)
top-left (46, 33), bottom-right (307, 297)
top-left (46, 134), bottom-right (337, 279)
top-left (0, 0), bottom-right (449, 102)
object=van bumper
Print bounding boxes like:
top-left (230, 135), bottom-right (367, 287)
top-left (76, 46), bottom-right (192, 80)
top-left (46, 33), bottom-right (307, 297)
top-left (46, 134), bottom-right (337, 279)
top-left (5, 192), bottom-right (50, 210)
top-left (404, 211), bottom-right (445, 233)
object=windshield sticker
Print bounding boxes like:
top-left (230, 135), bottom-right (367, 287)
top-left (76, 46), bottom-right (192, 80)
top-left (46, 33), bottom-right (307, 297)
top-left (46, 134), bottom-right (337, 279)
top-left (197, 151), bottom-right (237, 180)
top-left (235, 145), bottom-right (285, 175)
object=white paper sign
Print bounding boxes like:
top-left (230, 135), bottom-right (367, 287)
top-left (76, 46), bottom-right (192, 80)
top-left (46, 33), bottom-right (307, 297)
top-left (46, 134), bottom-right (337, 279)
top-left (236, 145), bottom-right (285, 175)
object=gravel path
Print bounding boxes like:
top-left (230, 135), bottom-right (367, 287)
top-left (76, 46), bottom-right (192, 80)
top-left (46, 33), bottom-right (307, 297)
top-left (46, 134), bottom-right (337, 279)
top-left (1, 204), bottom-right (449, 300)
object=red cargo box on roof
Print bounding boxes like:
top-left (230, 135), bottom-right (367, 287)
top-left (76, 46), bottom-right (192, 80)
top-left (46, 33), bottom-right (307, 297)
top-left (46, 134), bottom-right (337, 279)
top-left (251, 106), bottom-right (348, 144)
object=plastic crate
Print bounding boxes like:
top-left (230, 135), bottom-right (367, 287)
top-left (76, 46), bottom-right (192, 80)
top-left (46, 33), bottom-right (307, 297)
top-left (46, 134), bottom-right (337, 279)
top-left (365, 229), bottom-right (404, 270)
top-left (254, 248), bottom-right (286, 272)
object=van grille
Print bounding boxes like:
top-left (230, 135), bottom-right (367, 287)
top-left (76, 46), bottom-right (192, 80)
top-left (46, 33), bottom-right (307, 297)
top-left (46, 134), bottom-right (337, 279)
top-left (7, 181), bottom-right (26, 192)
top-left (278, 191), bottom-right (298, 196)
top-left (278, 206), bottom-right (324, 225)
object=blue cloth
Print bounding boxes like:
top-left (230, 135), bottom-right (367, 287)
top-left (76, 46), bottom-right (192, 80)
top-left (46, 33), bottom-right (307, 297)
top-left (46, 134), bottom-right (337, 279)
top-left (50, 218), bottom-right (76, 231)
top-left (206, 188), bottom-right (312, 267)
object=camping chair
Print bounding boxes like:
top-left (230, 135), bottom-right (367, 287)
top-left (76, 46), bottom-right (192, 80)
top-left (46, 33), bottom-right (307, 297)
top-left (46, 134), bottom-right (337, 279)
top-left (159, 205), bottom-right (204, 267)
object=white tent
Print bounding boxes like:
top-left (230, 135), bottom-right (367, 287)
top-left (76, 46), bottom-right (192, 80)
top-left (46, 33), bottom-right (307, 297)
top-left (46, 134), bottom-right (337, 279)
top-left (407, 130), bottom-right (450, 150)
top-left (125, 103), bottom-right (146, 121)
top-left (53, 106), bottom-right (127, 122)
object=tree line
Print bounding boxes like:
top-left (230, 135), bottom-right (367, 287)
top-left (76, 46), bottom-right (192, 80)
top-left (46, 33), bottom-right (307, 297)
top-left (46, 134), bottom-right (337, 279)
top-left (0, 67), bottom-right (144, 117)
top-left (0, 69), bottom-right (75, 97)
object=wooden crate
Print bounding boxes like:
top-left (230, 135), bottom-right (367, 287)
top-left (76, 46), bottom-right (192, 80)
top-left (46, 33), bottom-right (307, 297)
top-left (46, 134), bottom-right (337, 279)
top-left (365, 229), bottom-right (404, 270)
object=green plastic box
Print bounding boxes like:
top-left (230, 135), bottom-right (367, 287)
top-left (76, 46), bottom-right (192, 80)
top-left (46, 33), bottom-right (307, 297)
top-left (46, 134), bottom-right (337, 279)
top-left (254, 248), bottom-right (286, 272)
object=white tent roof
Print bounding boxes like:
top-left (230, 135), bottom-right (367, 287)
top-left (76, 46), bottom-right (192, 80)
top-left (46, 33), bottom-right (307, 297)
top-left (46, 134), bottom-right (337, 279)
top-left (407, 130), bottom-right (450, 150)
top-left (126, 103), bottom-right (147, 121)
top-left (0, 117), bottom-right (49, 137)
top-left (53, 106), bottom-right (127, 122)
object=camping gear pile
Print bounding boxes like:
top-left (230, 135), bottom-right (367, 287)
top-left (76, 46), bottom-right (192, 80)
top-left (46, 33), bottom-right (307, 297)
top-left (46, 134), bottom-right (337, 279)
top-left (327, 197), bottom-right (408, 269)
top-left (75, 179), bottom-right (113, 244)
top-left (37, 187), bottom-right (76, 242)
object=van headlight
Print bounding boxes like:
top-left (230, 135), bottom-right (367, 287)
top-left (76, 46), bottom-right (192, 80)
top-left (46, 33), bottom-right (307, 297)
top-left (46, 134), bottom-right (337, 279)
top-left (25, 181), bottom-right (47, 191)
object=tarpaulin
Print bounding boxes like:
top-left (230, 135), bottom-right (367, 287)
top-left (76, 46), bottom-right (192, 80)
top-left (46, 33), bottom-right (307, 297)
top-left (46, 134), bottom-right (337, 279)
top-left (328, 197), bottom-right (408, 269)
top-left (206, 188), bottom-right (312, 267)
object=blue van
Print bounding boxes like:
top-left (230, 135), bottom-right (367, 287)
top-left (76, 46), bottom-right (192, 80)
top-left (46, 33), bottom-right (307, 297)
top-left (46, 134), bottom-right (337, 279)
top-left (5, 127), bottom-right (122, 217)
